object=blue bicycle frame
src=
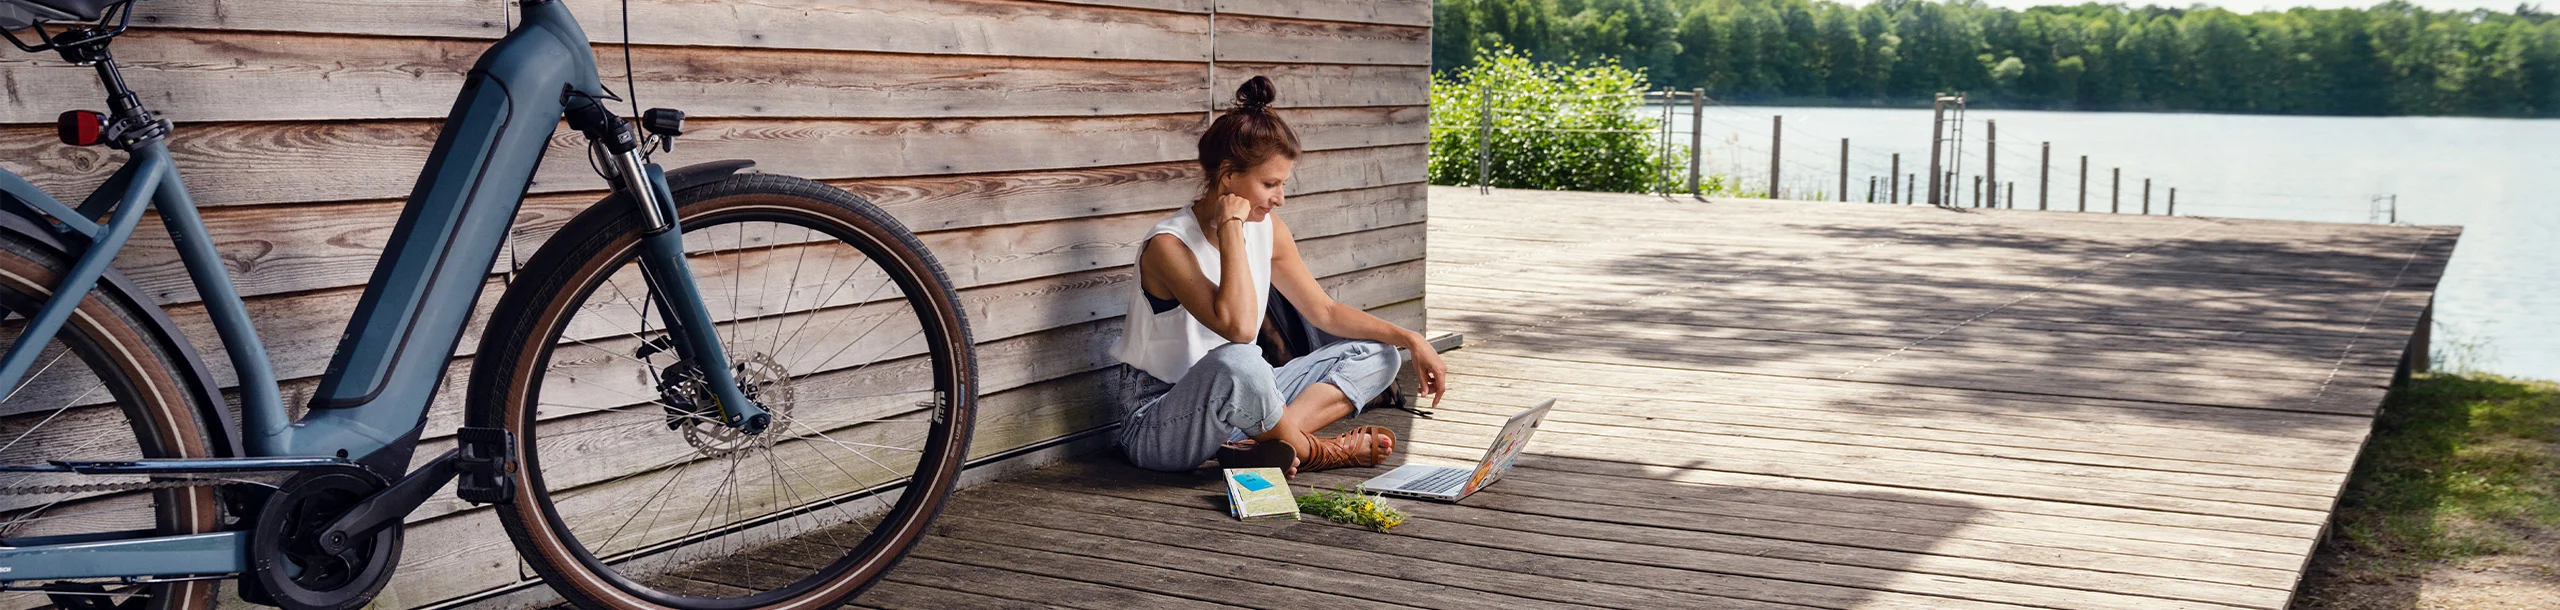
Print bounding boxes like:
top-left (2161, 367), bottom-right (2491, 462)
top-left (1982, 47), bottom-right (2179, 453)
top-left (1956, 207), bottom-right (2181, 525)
top-left (0, 0), bottom-right (764, 580)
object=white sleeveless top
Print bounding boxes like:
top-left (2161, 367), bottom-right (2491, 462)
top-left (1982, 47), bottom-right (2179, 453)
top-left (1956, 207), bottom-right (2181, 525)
top-left (1111, 210), bottom-right (1274, 383)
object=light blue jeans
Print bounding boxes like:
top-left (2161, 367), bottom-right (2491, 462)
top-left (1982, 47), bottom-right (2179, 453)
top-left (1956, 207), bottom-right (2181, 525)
top-left (1117, 341), bottom-right (1402, 472)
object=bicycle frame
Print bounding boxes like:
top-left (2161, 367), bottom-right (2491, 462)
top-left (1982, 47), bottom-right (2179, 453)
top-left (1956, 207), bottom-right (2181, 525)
top-left (0, 0), bottom-right (761, 581)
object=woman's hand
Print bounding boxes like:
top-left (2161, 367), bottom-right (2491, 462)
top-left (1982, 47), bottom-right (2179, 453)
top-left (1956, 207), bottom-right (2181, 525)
top-left (1215, 193), bottom-right (1253, 228)
top-left (1410, 338), bottom-right (1449, 409)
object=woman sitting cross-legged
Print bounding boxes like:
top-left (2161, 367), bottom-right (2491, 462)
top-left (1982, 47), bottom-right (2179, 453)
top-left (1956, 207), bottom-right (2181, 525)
top-left (1110, 76), bottom-right (1449, 476)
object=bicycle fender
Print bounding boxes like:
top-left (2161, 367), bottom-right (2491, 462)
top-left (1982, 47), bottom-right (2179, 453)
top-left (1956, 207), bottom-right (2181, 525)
top-left (664, 159), bottom-right (756, 192)
top-left (0, 210), bottom-right (241, 458)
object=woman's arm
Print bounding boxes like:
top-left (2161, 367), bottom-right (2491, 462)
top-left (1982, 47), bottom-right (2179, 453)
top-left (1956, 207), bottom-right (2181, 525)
top-left (1267, 217), bottom-right (1449, 406)
top-left (1139, 195), bottom-right (1261, 344)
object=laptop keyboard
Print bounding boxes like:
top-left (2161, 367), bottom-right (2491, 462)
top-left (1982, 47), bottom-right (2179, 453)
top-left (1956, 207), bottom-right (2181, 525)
top-left (1409, 467), bottom-right (1470, 494)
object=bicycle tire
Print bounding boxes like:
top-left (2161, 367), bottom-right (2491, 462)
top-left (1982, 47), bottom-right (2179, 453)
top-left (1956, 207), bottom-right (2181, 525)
top-left (468, 173), bottom-right (977, 610)
top-left (0, 231), bottom-right (223, 610)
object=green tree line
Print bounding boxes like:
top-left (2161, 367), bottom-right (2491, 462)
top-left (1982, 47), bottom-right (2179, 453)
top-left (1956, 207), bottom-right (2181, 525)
top-left (1433, 0), bottom-right (2560, 116)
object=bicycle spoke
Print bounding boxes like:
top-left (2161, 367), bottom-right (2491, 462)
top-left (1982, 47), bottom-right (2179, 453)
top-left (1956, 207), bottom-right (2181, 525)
top-left (591, 452), bottom-right (696, 558)
top-left (0, 380), bottom-right (102, 457)
top-left (774, 259), bottom-right (886, 366)
top-left (766, 226), bottom-right (816, 357)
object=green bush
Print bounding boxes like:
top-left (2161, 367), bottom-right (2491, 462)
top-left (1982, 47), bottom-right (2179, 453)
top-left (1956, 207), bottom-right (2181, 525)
top-left (1428, 46), bottom-right (1687, 193)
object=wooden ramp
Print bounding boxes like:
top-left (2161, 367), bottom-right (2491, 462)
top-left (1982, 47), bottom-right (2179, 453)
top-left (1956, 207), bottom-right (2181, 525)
top-left (696, 186), bottom-right (2460, 609)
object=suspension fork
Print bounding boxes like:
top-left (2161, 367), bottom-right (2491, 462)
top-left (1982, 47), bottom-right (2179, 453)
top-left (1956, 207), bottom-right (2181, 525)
top-left (566, 96), bottom-right (769, 434)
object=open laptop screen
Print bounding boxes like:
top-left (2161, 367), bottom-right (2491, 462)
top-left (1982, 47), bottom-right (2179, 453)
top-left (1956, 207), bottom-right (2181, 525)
top-left (1461, 399), bottom-right (1554, 495)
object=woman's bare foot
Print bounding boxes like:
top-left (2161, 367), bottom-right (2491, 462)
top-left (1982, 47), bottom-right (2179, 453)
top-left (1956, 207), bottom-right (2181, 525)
top-left (1299, 426), bottom-right (1397, 471)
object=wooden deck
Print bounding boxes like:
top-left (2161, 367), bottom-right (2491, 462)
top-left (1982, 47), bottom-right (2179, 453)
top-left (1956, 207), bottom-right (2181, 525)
top-left (688, 186), bottom-right (2460, 609)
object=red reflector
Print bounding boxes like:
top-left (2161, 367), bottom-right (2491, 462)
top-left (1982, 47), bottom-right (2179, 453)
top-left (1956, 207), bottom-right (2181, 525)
top-left (57, 110), bottom-right (103, 146)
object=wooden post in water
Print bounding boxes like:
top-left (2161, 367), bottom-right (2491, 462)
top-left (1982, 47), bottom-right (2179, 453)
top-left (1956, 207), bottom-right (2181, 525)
top-left (2111, 167), bottom-right (2121, 213)
top-left (1838, 138), bottom-right (1849, 202)
top-left (2142, 178), bottom-right (2152, 215)
top-left (1985, 120), bottom-right (1997, 211)
top-left (1867, 176), bottom-right (1877, 202)
top-left (2039, 142), bottom-right (2051, 210)
top-left (1689, 89), bottom-right (1704, 197)
top-left (2007, 182), bottom-right (2016, 208)
top-left (2078, 155), bottom-right (2089, 212)
top-left (1770, 115), bottom-right (1783, 199)
top-left (1905, 174), bottom-right (1915, 204)
top-left (2168, 188), bottom-right (2177, 216)
top-left (1888, 153), bottom-right (1901, 204)
top-left (1972, 176), bottom-right (1982, 207)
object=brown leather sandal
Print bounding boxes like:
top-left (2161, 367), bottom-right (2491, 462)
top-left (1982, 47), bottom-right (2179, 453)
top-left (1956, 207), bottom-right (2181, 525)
top-left (1299, 425), bottom-right (1396, 471)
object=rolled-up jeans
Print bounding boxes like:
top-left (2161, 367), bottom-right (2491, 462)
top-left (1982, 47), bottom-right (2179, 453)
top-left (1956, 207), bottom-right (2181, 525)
top-left (1117, 340), bottom-right (1402, 472)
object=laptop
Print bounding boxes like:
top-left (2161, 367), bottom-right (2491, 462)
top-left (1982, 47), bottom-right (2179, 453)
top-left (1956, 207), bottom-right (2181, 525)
top-left (1359, 399), bottom-right (1555, 502)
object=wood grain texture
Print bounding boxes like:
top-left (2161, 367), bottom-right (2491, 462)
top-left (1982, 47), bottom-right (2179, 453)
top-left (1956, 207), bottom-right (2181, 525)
top-left (1213, 15), bottom-right (1429, 66)
top-left (0, 30), bottom-right (1419, 124)
top-left (1217, 0), bottom-right (1433, 26)
top-left (0, 111), bottom-right (1424, 208)
top-left (139, 0), bottom-right (1213, 61)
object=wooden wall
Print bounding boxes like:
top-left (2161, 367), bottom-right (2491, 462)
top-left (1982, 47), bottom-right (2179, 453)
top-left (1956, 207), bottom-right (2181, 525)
top-left (0, 0), bottom-right (1427, 606)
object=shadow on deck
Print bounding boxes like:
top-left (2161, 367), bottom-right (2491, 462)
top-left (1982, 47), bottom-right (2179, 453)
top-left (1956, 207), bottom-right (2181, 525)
top-left (676, 187), bottom-right (2459, 609)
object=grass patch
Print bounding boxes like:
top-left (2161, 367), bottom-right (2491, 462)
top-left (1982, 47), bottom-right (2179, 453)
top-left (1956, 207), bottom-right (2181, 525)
top-left (2298, 372), bottom-right (2560, 603)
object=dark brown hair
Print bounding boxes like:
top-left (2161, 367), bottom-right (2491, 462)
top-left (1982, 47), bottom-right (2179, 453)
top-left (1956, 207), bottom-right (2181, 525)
top-left (1197, 76), bottom-right (1301, 194)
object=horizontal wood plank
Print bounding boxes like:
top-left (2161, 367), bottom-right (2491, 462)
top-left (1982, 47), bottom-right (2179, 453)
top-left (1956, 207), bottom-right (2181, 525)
top-left (0, 112), bottom-right (1422, 209)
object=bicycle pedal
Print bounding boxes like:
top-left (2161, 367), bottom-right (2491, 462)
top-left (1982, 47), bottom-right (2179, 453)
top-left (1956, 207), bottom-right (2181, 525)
top-left (453, 427), bottom-right (515, 505)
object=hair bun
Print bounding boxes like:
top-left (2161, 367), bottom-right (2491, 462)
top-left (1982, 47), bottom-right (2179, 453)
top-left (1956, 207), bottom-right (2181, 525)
top-left (1233, 75), bottom-right (1276, 113)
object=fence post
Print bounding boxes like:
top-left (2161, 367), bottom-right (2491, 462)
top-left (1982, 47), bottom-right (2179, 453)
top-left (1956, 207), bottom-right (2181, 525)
top-left (1475, 81), bottom-right (1491, 194)
top-left (2142, 178), bottom-right (2152, 214)
top-left (1867, 176), bottom-right (1877, 202)
top-left (2039, 142), bottom-right (2050, 211)
top-left (2168, 188), bottom-right (2177, 216)
top-left (1657, 89), bottom-right (1674, 196)
top-left (1838, 138), bottom-right (1849, 202)
top-left (2078, 155), bottom-right (2089, 212)
top-left (2007, 182), bottom-right (2016, 208)
top-left (1770, 115), bottom-right (1783, 199)
top-left (1906, 174), bottom-right (1915, 204)
top-left (1690, 89), bottom-right (1704, 198)
top-left (1888, 153), bottom-right (1900, 204)
top-left (2111, 167), bottom-right (2121, 213)
top-left (1985, 120), bottom-right (1997, 210)
top-left (1972, 176), bottom-right (1982, 207)
top-left (1927, 95), bottom-right (1945, 205)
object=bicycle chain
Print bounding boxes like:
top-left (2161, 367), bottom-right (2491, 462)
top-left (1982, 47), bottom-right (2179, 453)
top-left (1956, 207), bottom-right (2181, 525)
top-left (0, 475), bottom-right (284, 495)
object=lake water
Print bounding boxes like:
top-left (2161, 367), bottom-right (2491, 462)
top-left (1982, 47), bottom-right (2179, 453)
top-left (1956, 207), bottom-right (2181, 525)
top-left (1641, 105), bottom-right (2558, 380)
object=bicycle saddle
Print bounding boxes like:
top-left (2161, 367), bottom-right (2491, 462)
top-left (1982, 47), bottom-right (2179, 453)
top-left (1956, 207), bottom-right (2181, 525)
top-left (1, 0), bottom-right (123, 26)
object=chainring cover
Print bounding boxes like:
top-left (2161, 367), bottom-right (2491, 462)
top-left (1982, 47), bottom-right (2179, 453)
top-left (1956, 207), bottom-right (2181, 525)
top-left (248, 470), bottom-right (402, 610)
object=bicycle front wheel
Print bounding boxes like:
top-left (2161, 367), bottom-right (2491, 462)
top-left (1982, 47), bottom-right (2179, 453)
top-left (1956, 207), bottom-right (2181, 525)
top-left (468, 173), bottom-right (977, 610)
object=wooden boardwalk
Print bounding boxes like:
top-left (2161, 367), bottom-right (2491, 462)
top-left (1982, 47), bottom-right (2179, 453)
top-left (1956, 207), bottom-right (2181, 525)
top-left (682, 186), bottom-right (2460, 609)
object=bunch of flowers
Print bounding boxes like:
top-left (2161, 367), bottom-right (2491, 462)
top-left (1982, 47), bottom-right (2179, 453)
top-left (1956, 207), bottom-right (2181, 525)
top-left (1295, 485), bottom-right (1410, 532)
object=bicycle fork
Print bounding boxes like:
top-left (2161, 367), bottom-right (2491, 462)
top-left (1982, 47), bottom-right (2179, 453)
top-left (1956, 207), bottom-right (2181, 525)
top-left (565, 96), bottom-right (771, 435)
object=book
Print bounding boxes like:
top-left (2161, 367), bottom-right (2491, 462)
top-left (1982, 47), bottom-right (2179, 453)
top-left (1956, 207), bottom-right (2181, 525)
top-left (1223, 467), bottom-right (1300, 521)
